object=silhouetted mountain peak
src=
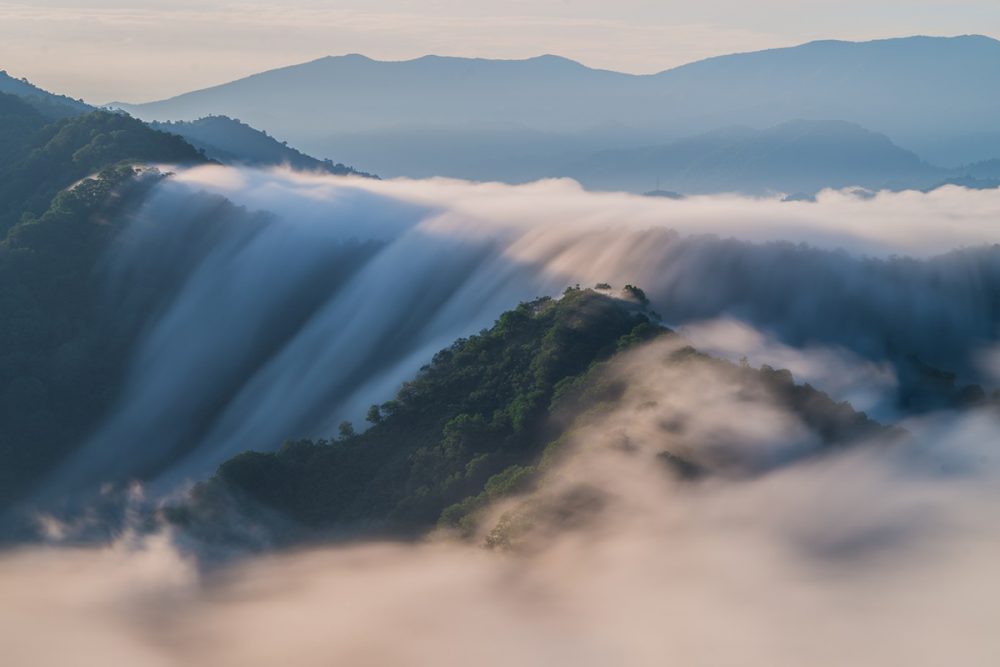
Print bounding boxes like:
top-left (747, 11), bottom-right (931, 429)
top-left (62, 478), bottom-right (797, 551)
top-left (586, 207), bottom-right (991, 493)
top-left (113, 34), bottom-right (1000, 175)
top-left (332, 53), bottom-right (375, 62)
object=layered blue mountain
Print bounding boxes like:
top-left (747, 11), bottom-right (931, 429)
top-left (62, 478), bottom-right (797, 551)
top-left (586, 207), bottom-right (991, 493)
top-left (567, 120), bottom-right (945, 195)
top-left (0, 71), bottom-right (371, 176)
top-left (112, 35), bottom-right (1000, 185)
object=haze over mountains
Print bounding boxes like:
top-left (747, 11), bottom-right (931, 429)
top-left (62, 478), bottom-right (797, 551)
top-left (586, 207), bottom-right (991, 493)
top-left (0, 70), bottom-right (92, 119)
top-left (566, 120), bottom-right (947, 195)
top-left (0, 70), bottom-right (372, 177)
top-left (150, 116), bottom-right (376, 178)
top-left (5, 21), bottom-right (1000, 663)
top-left (112, 35), bottom-right (1000, 192)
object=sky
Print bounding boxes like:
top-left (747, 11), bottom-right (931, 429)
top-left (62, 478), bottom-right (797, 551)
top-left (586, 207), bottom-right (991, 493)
top-left (0, 0), bottom-right (998, 103)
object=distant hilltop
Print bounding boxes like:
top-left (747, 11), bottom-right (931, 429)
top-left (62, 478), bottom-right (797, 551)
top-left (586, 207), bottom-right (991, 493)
top-left (112, 36), bottom-right (1000, 168)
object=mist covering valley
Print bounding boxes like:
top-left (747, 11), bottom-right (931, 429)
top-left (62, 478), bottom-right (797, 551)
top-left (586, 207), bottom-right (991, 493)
top-left (3, 164), bottom-right (1000, 664)
top-left (21, 166), bottom-right (1000, 497)
top-left (2, 19), bottom-right (1000, 667)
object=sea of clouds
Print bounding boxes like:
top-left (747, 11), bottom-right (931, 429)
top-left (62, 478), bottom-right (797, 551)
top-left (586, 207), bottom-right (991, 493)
top-left (9, 168), bottom-right (1000, 665)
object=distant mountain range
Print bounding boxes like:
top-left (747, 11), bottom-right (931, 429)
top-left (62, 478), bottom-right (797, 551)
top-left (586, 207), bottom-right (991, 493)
top-left (112, 35), bottom-right (1000, 180)
top-left (567, 120), bottom-right (947, 195)
top-left (6, 36), bottom-right (1000, 195)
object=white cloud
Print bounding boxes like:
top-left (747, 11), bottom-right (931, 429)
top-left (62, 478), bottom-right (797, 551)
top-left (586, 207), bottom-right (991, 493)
top-left (7, 339), bottom-right (1000, 666)
top-left (44, 167), bottom-right (1000, 496)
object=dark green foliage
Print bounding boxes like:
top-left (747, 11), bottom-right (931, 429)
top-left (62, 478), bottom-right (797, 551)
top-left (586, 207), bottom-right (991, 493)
top-left (0, 104), bottom-right (205, 234)
top-left (191, 290), bottom-right (662, 536)
top-left (623, 284), bottom-right (649, 305)
top-left (337, 421), bottom-right (356, 439)
top-left (0, 109), bottom-right (207, 509)
top-left (178, 289), bottom-right (906, 546)
top-left (0, 165), bottom-right (156, 507)
top-left (0, 93), bottom-right (48, 157)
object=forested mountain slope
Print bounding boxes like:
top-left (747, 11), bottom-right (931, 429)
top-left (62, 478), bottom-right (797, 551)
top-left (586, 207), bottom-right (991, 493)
top-left (0, 96), bottom-right (204, 234)
top-left (0, 108), bottom-right (206, 511)
top-left (171, 288), bottom-right (890, 547)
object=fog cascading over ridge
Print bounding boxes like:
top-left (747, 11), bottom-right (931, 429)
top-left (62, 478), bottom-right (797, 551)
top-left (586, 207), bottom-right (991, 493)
top-left (9, 338), bottom-right (1000, 666)
top-left (42, 166), bottom-right (1000, 501)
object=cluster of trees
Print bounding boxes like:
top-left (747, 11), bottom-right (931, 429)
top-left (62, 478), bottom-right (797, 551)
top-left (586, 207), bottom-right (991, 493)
top-left (173, 284), bottom-right (904, 547)
top-left (173, 288), bottom-right (664, 540)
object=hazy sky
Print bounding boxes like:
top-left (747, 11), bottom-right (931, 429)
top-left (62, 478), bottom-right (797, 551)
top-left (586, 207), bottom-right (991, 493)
top-left (1, 0), bottom-right (998, 103)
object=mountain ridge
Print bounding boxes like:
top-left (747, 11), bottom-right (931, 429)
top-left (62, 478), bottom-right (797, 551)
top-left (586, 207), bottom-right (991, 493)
top-left (0, 70), bottom-right (92, 119)
top-left (110, 35), bottom-right (1000, 176)
top-left (110, 34), bottom-right (1000, 108)
top-left (0, 71), bottom-right (372, 178)
top-left (567, 119), bottom-right (946, 194)
top-left (656, 33), bottom-right (999, 74)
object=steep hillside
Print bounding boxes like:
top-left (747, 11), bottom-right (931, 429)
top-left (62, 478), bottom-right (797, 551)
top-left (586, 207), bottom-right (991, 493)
top-left (0, 70), bottom-right (92, 119)
top-left (0, 167), bottom-right (160, 511)
top-left (169, 288), bottom-right (661, 540)
top-left (0, 93), bottom-right (49, 157)
top-left (0, 111), bottom-right (206, 511)
top-left (0, 106), bottom-right (204, 234)
top-left (170, 287), bottom-right (889, 546)
top-left (152, 116), bottom-right (376, 177)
